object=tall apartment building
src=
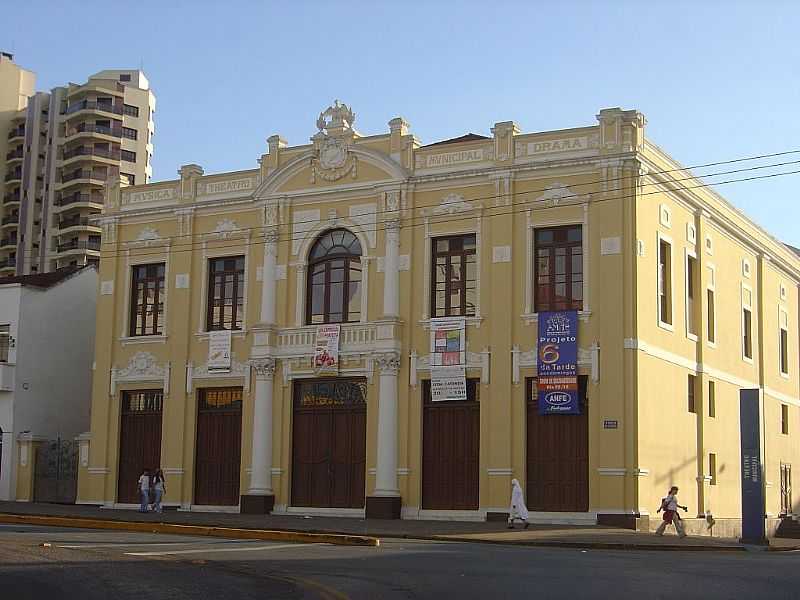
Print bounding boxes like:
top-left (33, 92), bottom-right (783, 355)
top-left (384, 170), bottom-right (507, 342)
top-left (0, 54), bottom-right (155, 276)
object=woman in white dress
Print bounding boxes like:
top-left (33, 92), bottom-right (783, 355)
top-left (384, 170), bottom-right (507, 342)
top-left (508, 478), bottom-right (530, 529)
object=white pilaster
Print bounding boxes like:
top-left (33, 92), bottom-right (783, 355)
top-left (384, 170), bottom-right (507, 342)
top-left (260, 228), bottom-right (279, 325)
top-left (383, 221), bottom-right (400, 318)
top-left (374, 352), bottom-right (400, 496)
top-left (248, 359), bottom-right (276, 495)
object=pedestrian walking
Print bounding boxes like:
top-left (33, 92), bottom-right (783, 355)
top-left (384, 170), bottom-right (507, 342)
top-left (655, 485), bottom-right (688, 538)
top-left (137, 468), bottom-right (151, 513)
top-left (508, 478), bottom-right (530, 529)
top-left (151, 469), bottom-right (166, 513)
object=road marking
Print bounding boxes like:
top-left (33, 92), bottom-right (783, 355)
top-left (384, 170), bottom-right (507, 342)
top-left (57, 541), bottom-right (248, 549)
top-left (125, 542), bottom-right (324, 556)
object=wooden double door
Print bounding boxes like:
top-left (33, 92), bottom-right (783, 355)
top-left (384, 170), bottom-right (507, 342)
top-left (422, 379), bottom-right (480, 510)
top-left (291, 379), bottom-right (367, 508)
top-left (526, 376), bottom-right (589, 512)
top-left (194, 388), bottom-right (242, 506)
top-left (118, 390), bottom-right (163, 504)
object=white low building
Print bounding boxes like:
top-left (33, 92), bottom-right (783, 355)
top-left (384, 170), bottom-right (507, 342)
top-left (0, 266), bottom-right (97, 501)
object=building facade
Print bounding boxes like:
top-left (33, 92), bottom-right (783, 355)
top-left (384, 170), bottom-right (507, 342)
top-left (0, 266), bottom-right (98, 501)
top-left (0, 54), bottom-right (155, 276)
top-left (78, 103), bottom-right (800, 535)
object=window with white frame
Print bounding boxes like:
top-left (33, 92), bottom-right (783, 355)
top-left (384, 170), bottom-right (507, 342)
top-left (706, 265), bottom-right (716, 344)
top-left (686, 252), bottom-right (698, 337)
top-left (658, 237), bottom-right (673, 326)
top-left (534, 225), bottom-right (583, 312)
top-left (742, 285), bottom-right (753, 361)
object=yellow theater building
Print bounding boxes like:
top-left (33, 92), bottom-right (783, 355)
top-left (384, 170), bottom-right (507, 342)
top-left (76, 102), bottom-right (800, 536)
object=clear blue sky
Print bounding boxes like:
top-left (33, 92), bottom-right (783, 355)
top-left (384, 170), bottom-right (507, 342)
top-left (5, 1), bottom-right (800, 244)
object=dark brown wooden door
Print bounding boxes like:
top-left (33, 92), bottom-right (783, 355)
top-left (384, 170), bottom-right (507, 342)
top-left (526, 376), bottom-right (588, 512)
top-left (422, 379), bottom-right (480, 510)
top-left (291, 379), bottom-right (366, 508)
top-left (194, 388), bottom-right (242, 506)
top-left (118, 390), bottom-right (163, 504)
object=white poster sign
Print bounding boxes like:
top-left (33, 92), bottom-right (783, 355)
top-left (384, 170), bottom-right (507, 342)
top-left (429, 317), bottom-right (467, 401)
top-left (314, 324), bottom-right (341, 375)
top-left (208, 330), bottom-right (232, 371)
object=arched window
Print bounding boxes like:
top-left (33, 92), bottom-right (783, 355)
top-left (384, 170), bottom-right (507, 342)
top-left (307, 229), bottom-right (363, 324)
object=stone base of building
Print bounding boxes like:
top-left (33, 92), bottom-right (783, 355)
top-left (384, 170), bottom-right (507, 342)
top-left (365, 495), bottom-right (401, 519)
top-left (597, 513), bottom-right (643, 530)
top-left (486, 511), bottom-right (510, 522)
top-left (240, 494), bottom-right (275, 514)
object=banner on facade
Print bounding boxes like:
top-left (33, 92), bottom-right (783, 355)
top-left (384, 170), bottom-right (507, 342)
top-left (208, 329), bottom-right (232, 372)
top-left (314, 324), bottom-right (341, 375)
top-left (537, 310), bottom-right (579, 414)
top-left (740, 389), bottom-right (766, 543)
top-left (430, 317), bottom-right (467, 401)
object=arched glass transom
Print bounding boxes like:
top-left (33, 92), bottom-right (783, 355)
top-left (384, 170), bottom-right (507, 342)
top-left (306, 229), bottom-right (363, 325)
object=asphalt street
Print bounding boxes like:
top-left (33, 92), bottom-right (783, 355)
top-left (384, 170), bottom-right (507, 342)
top-left (1, 524), bottom-right (798, 599)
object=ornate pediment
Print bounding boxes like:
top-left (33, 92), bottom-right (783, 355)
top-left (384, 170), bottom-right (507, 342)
top-left (136, 227), bottom-right (159, 241)
top-left (429, 193), bottom-right (478, 216)
top-left (310, 100), bottom-right (358, 183)
top-left (535, 183), bottom-right (580, 206)
top-left (117, 352), bottom-right (165, 379)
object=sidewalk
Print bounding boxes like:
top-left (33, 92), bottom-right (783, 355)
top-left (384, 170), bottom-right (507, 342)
top-left (0, 501), bottom-right (792, 552)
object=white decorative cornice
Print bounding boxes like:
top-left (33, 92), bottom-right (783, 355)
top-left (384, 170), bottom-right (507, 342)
top-left (374, 351), bottom-right (401, 376)
top-left (111, 352), bottom-right (170, 396)
top-left (427, 192), bottom-right (478, 216)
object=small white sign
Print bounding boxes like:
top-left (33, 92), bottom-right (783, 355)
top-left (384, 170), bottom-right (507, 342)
top-left (208, 330), bottom-right (232, 371)
top-left (600, 237), bottom-right (621, 255)
top-left (492, 245), bottom-right (511, 263)
top-left (175, 274), bottom-right (190, 288)
top-left (100, 280), bottom-right (114, 295)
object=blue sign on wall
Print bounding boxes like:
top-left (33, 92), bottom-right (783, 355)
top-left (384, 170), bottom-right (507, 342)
top-left (537, 310), bottom-right (579, 415)
top-left (740, 390), bottom-right (766, 544)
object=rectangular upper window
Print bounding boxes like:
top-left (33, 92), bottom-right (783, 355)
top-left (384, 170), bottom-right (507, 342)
top-left (707, 288), bottom-right (716, 343)
top-left (129, 263), bottom-right (165, 336)
top-left (780, 311), bottom-right (789, 375)
top-left (782, 403), bottom-right (789, 435)
top-left (686, 254), bottom-right (697, 336)
top-left (658, 238), bottom-right (673, 326)
top-left (743, 307), bottom-right (753, 360)
top-left (207, 256), bottom-right (245, 331)
top-left (120, 149), bottom-right (136, 163)
top-left (534, 225), bottom-right (583, 312)
top-left (123, 104), bottom-right (139, 117)
top-left (688, 374), bottom-right (696, 413)
top-left (121, 126), bottom-right (137, 140)
top-left (708, 381), bottom-right (716, 418)
top-left (431, 234), bottom-right (477, 318)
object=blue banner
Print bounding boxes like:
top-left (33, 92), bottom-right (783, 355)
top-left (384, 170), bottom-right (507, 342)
top-left (537, 310), bottom-right (580, 415)
top-left (740, 390), bottom-right (766, 544)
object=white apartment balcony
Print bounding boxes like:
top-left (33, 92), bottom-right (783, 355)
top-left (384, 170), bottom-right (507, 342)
top-left (1, 215), bottom-right (19, 229)
top-left (0, 363), bottom-right (14, 392)
top-left (0, 258), bottom-right (16, 274)
top-left (66, 81), bottom-right (125, 100)
top-left (53, 193), bottom-right (104, 214)
top-left (59, 146), bottom-right (121, 168)
top-left (62, 99), bottom-right (124, 120)
top-left (56, 168), bottom-right (114, 191)
top-left (57, 216), bottom-right (101, 235)
top-left (4, 169), bottom-right (22, 184)
top-left (0, 236), bottom-right (17, 250)
top-left (2, 192), bottom-right (20, 208)
top-left (56, 240), bottom-right (101, 258)
top-left (7, 126), bottom-right (25, 143)
top-left (5, 148), bottom-right (23, 165)
top-left (64, 123), bottom-right (123, 144)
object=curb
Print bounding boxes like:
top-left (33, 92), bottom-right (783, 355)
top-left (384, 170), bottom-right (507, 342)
top-left (0, 513), bottom-right (379, 547)
top-left (428, 535), bottom-right (746, 552)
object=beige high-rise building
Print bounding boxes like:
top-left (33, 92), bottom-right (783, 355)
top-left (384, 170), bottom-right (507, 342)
top-left (0, 55), bottom-right (156, 276)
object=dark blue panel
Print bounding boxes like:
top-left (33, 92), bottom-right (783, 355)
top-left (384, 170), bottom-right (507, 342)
top-left (740, 389), bottom-right (766, 543)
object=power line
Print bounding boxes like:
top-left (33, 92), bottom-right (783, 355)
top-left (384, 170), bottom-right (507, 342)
top-left (15, 161), bottom-right (800, 264)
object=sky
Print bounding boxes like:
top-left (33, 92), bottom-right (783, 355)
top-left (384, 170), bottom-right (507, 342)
top-left (4, 0), bottom-right (800, 244)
